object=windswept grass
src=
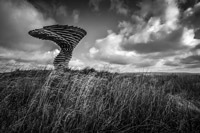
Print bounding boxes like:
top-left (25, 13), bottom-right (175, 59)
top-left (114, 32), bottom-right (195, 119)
top-left (0, 68), bottom-right (200, 132)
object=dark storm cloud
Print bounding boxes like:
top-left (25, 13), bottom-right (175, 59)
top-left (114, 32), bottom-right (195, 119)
top-left (90, 52), bottom-right (156, 67)
top-left (134, 60), bottom-right (156, 68)
top-left (0, 0), bottom-right (56, 51)
top-left (182, 1), bottom-right (200, 29)
top-left (27, 0), bottom-right (71, 24)
top-left (89, 0), bottom-right (103, 11)
top-left (184, 63), bottom-right (200, 68)
top-left (121, 28), bottom-right (187, 54)
top-left (178, 0), bottom-right (200, 11)
top-left (107, 58), bottom-right (129, 65)
top-left (175, 54), bottom-right (200, 68)
top-left (192, 44), bottom-right (200, 50)
top-left (89, 0), bottom-right (145, 16)
top-left (180, 55), bottom-right (200, 64)
top-left (88, 0), bottom-right (139, 14)
top-left (194, 29), bottom-right (200, 39)
top-left (143, 51), bottom-right (183, 60)
top-left (110, 0), bottom-right (129, 15)
top-left (135, 0), bottom-right (167, 20)
top-left (164, 61), bottom-right (180, 66)
top-left (99, 56), bottom-right (130, 65)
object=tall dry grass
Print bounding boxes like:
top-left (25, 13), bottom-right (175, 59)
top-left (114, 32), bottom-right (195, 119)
top-left (0, 68), bottom-right (200, 132)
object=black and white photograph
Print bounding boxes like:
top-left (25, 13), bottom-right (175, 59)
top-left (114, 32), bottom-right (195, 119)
top-left (0, 0), bottom-right (200, 132)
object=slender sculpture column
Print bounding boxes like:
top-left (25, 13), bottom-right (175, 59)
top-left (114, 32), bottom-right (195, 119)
top-left (29, 25), bottom-right (87, 71)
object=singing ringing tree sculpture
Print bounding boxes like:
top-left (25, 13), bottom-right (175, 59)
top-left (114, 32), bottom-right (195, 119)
top-left (28, 25), bottom-right (87, 88)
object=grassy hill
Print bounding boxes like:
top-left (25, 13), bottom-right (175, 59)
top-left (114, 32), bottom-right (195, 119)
top-left (0, 68), bottom-right (200, 132)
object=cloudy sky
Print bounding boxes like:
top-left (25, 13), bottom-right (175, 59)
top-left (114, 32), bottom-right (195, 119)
top-left (0, 0), bottom-right (200, 73)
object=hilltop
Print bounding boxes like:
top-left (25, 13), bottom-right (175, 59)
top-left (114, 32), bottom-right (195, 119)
top-left (0, 68), bottom-right (200, 132)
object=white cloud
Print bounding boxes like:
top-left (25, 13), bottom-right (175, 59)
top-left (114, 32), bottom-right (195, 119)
top-left (118, 21), bottom-right (135, 37)
top-left (69, 58), bottom-right (85, 70)
top-left (0, 48), bottom-right (59, 65)
top-left (89, 31), bottom-right (157, 67)
top-left (181, 28), bottom-right (200, 47)
top-left (88, 0), bottom-right (200, 72)
top-left (164, 0), bottom-right (179, 30)
top-left (89, 31), bottom-right (138, 60)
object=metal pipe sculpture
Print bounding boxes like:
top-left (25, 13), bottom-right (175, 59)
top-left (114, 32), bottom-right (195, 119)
top-left (29, 25), bottom-right (86, 71)
top-left (28, 25), bottom-right (87, 87)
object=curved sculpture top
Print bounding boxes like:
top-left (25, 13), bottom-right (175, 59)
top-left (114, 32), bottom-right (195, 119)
top-left (28, 25), bottom-right (87, 70)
